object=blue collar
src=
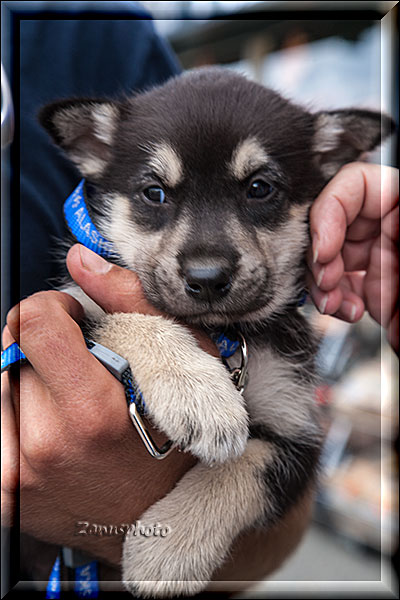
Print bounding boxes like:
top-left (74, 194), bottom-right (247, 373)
top-left (64, 179), bottom-right (116, 258)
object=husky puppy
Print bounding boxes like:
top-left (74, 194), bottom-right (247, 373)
top-left (39, 68), bottom-right (391, 597)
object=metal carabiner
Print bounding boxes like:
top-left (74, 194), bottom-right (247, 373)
top-left (226, 331), bottom-right (249, 394)
top-left (128, 403), bottom-right (174, 460)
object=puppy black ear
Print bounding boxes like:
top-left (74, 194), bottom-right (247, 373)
top-left (38, 99), bottom-right (119, 179)
top-left (313, 109), bottom-right (394, 179)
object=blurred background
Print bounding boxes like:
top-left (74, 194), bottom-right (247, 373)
top-left (139, 0), bottom-right (399, 595)
top-left (2, 0), bottom-right (398, 597)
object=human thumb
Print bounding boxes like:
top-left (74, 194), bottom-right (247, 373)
top-left (66, 244), bottom-right (162, 316)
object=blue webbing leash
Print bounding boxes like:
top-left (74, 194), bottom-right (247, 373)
top-left (1, 343), bottom-right (26, 370)
top-left (74, 561), bottom-right (99, 598)
top-left (45, 552), bottom-right (99, 599)
top-left (45, 554), bottom-right (61, 599)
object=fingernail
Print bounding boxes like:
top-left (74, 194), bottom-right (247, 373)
top-left (318, 295), bottom-right (328, 314)
top-left (342, 301), bottom-right (357, 322)
top-left (312, 234), bottom-right (320, 264)
top-left (316, 267), bottom-right (325, 288)
top-left (79, 245), bottom-right (112, 274)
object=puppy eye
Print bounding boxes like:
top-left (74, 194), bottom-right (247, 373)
top-left (143, 186), bottom-right (166, 204)
top-left (247, 179), bottom-right (274, 199)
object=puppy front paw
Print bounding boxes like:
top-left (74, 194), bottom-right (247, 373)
top-left (124, 575), bottom-right (205, 599)
top-left (177, 387), bottom-right (248, 464)
top-left (92, 312), bottom-right (248, 464)
top-left (139, 348), bottom-right (249, 464)
top-left (122, 510), bottom-right (210, 598)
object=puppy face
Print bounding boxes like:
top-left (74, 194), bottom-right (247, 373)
top-left (40, 68), bottom-right (391, 326)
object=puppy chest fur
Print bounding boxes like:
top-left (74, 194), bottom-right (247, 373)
top-left (39, 67), bottom-right (392, 597)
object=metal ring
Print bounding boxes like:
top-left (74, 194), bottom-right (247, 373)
top-left (227, 331), bottom-right (249, 394)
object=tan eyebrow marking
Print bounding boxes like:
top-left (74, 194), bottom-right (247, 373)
top-left (144, 142), bottom-right (184, 187)
top-left (229, 137), bottom-right (270, 180)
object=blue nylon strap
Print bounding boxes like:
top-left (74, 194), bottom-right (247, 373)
top-left (210, 332), bottom-right (240, 358)
top-left (74, 561), bottom-right (99, 598)
top-left (63, 179), bottom-right (116, 258)
top-left (46, 555), bottom-right (61, 599)
top-left (1, 336), bottom-right (241, 373)
top-left (46, 554), bottom-right (99, 599)
top-left (1, 342), bottom-right (27, 372)
top-left (1, 341), bottom-right (147, 418)
top-left (297, 289), bottom-right (308, 307)
top-left (122, 368), bottom-right (147, 414)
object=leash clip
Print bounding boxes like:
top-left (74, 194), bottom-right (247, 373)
top-left (226, 332), bottom-right (248, 394)
top-left (85, 339), bottom-right (174, 460)
top-left (128, 403), bottom-right (174, 460)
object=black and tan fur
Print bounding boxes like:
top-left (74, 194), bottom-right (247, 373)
top-left (39, 67), bottom-right (392, 597)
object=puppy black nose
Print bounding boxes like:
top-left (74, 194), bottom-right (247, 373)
top-left (184, 265), bottom-right (232, 302)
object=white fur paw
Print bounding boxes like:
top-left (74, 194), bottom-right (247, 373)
top-left (92, 312), bottom-right (249, 464)
top-left (122, 516), bottom-right (211, 598)
top-left (136, 359), bottom-right (249, 465)
top-left (124, 577), bottom-right (206, 599)
top-left (177, 389), bottom-right (249, 464)
top-left (142, 348), bottom-right (249, 464)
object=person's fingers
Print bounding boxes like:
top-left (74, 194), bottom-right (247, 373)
top-left (2, 324), bottom-right (15, 349)
top-left (364, 234), bottom-right (399, 331)
top-left (66, 244), bottom-right (161, 316)
top-left (307, 269), bottom-right (366, 322)
top-left (7, 290), bottom-right (84, 345)
top-left (340, 271), bottom-right (367, 298)
top-left (331, 286), bottom-right (365, 323)
top-left (382, 205), bottom-right (399, 243)
top-left (5, 291), bottom-right (121, 407)
top-left (306, 274), bottom-right (343, 315)
top-left (379, 206), bottom-right (400, 353)
top-left (1, 373), bottom-right (19, 526)
top-left (345, 215), bottom-right (381, 242)
top-left (310, 163), bottom-right (365, 264)
top-left (67, 244), bottom-right (220, 357)
top-left (307, 251), bottom-right (344, 292)
top-left (310, 163), bottom-right (398, 265)
top-left (341, 238), bottom-right (376, 272)
top-left (387, 309), bottom-right (399, 353)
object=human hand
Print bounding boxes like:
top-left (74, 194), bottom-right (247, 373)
top-left (2, 244), bottom-right (221, 566)
top-left (307, 162), bottom-right (399, 352)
